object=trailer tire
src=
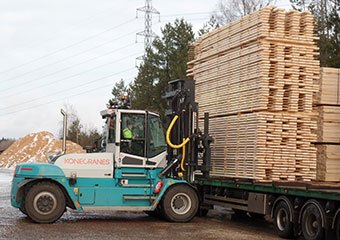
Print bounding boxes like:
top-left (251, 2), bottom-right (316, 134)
top-left (273, 201), bottom-right (294, 239)
top-left (25, 182), bottom-right (65, 223)
top-left (161, 184), bottom-right (198, 222)
top-left (335, 215), bottom-right (340, 240)
top-left (301, 203), bottom-right (325, 240)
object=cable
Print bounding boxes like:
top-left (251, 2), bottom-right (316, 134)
top-left (20, 5), bottom-right (125, 51)
top-left (0, 18), bottom-right (136, 76)
top-left (162, 11), bottom-right (215, 17)
top-left (0, 75), bottom-right (135, 117)
top-left (0, 50), bottom-right (141, 100)
top-left (0, 69), bottom-right (136, 111)
top-left (0, 43), bottom-right (139, 94)
top-left (1, 29), bottom-right (142, 84)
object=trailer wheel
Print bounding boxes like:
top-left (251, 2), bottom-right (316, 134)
top-left (25, 182), bottom-right (66, 223)
top-left (161, 184), bottom-right (198, 222)
top-left (335, 215), bottom-right (340, 240)
top-left (301, 202), bottom-right (325, 240)
top-left (273, 201), bottom-right (294, 239)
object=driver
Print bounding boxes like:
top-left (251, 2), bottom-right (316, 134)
top-left (123, 121), bottom-right (134, 139)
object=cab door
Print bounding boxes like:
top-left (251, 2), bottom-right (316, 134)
top-left (118, 111), bottom-right (147, 168)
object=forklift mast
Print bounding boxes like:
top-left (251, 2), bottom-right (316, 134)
top-left (163, 79), bottom-right (212, 181)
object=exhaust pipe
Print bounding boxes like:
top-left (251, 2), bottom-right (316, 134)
top-left (61, 109), bottom-right (67, 154)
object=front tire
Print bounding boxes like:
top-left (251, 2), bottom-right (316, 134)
top-left (161, 185), bottom-right (198, 222)
top-left (301, 202), bottom-right (325, 240)
top-left (25, 182), bottom-right (66, 223)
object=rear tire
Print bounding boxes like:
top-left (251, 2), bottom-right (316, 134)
top-left (161, 185), bottom-right (198, 222)
top-left (273, 201), bottom-right (294, 239)
top-left (25, 182), bottom-right (66, 223)
top-left (301, 202), bottom-right (325, 240)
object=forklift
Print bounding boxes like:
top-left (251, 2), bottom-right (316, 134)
top-left (10, 79), bottom-right (212, 223)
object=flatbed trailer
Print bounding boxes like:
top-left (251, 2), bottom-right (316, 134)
top-left (195, 177), bottom-right (340, 240)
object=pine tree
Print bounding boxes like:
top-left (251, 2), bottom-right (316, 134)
top-left (290, 0), bottom-right (340, 67)
top-left (131, 19), bottom-right (195, 117)
top-left (108, 78), bottom-right (130, 107)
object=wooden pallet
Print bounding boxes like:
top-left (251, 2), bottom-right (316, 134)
top-left (315, 106), bottom-right (340, 143)
top-left (318, 68), bottom-right (340, 105)
top-left (189, 7), bottom-right (319, 181)
top-left (206, 112), bottom-right (317, 181)
top-left (316, 144), bottom-right (340, 181)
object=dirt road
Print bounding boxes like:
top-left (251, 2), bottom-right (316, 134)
top-left (0, 169), bottom-right (278, 240)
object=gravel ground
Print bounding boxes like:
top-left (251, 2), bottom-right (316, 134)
top-left (0, 168), bottom-right (279, 240)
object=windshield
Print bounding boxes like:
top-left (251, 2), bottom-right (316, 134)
top-left (147, 115), bottom-right (166, 158)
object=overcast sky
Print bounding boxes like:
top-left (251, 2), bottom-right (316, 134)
top-left (0, 0), bottom-right (291, 139)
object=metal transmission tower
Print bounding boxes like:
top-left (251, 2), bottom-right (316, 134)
top-left (136, 0), bottom-right (160, 59)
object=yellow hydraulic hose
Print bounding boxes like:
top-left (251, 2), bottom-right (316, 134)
top-left (166, 115), bottom-right (190, 172)
top-left (166, 115), bottom-right (190, 148)
top-left (180, 142), bottom-right (186, 172)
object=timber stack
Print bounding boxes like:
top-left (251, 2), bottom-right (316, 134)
top-left (187, 6), bottom-right (320, 181)
top-left (315, 68), bottom-right (340, 181)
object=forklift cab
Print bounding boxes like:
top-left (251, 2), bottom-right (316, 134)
top-left (101, 108), bottom-right (168, 169)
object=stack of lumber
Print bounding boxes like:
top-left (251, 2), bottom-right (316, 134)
top-left (188, 6), bottom-right (319, 181)
top-left (318, 68), bottom-right (340, 105)
top-left (315, 68), bottom-right (340, 181)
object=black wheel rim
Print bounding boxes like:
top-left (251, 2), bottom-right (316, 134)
top-left (33, 191), bottom-right (57, 215)
top-left (305, 212), bottom-right (320, 237)
top-left (277, 208), bottom-right (288, 231)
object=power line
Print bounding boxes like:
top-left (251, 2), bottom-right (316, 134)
top-left (0, 75), bottom-right (135, 117)
top-left (161, 11), bottom-right (217, 17)
top-left (19, 5), bottom-right (125, 51)
top-left (0, 50), bottom-right (142, 100)
top-left (0, 11), bottom-right (215, 80)
top-left (0, 43), bottom-right (139, 94)
top-left (0, 18), bottom-right (136, 76)
top-left (0, 69), bottom-right (136, 111)
top-left (0, 29), bottom-right (142, 85)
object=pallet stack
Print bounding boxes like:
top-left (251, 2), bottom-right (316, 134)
top-left (187, 6), bottom-right (320, 181)
top-left (316, 68), bottom-right (340, 181)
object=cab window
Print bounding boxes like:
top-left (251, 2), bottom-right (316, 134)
top-left (120, 113), bottom-right (145, 157)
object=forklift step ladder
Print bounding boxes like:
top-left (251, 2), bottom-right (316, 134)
top-left (121, 171), bottom-right (155, 202)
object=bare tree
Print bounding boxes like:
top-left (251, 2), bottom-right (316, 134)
top-left (212, 0), bottom-right (276, 25)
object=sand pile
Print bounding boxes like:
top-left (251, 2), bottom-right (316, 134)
top-left (0, 131), bottom-right (85, 168)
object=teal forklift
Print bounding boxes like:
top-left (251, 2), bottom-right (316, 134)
top-left (10, 79), bottom-right (212, 223)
